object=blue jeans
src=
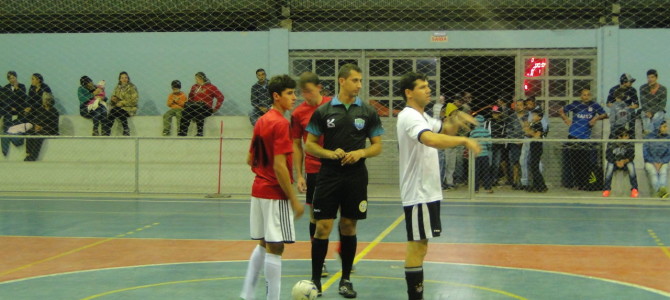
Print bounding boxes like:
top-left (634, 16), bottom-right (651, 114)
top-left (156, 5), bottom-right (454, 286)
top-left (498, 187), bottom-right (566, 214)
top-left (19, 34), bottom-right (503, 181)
top-left (1, 133), bottom-right (24, 156)
top-left (491, 144), bottom-right (506, 185)
top-left (475, 156), bottom-right (492, 191)
top-left (642, 111), bottom-right (665, 133)
top-left (603, 162), bottom-right (638, 191)
top-left (645, 163), bottom-right (668, 192)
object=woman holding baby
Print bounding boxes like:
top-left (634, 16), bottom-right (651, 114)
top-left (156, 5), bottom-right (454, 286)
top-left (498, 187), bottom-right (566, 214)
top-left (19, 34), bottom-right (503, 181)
top-left (78, 76), bottom-right (108, 136)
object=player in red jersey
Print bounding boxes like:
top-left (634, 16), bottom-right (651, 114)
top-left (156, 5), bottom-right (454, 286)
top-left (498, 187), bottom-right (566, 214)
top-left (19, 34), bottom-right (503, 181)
top-left (240, 74), bottom-right (304, 300)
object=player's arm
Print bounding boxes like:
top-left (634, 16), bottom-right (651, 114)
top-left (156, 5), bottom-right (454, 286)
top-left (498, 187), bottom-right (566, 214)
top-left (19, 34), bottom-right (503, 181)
top-left (274, 153), bottom-right (304, 219)
top-left (292, 138), bottom-right (307, 193)
top-left (440, 111), bottom-right (476, 135)
top-left (246, 152), bottom-right (252, 167)
top-left (420, 131), bottom-right (480, 155)
top-left (305, 133), bottom-right (345, 160)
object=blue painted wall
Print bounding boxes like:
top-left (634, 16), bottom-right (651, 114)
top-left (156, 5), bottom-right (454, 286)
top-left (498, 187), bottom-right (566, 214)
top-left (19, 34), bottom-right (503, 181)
top-left (1, 28), bottom-right (667, 115)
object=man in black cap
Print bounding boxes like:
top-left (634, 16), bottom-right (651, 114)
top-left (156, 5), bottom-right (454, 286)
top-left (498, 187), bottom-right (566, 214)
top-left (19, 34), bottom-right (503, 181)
top-left (607, 73), bottom-right (639, 135)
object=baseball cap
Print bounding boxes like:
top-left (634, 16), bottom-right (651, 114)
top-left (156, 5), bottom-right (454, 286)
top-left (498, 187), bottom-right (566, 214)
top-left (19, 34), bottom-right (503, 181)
top-left (620, 73), bottom-right (636, 84)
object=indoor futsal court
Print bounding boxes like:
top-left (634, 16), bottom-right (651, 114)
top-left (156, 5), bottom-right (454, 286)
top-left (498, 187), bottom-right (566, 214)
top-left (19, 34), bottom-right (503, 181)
top-left (1, 193), bottom-right (669, 299)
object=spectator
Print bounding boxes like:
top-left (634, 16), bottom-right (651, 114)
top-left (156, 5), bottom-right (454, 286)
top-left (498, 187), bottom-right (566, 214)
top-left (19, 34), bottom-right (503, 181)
top-left (602, 128), bottom-right (638, 198)
top-left (523, 109), bottom-right (547, 192)
top-left (519, 97), bottom-right (548, 190)
top-left (431, 95), bottom-right (445, 119)
top-left (108, 71), bottom-right (138, 136)
top-left (643, 120), bottom-right (670, 198)
top-left (78, 76), bottom-right (108, 136)
top-left (1, 121), bottom-right (28, 157)
top-left (506, 100), bottom-right (526, 189)
top-left (3, 71), bottom-right (27, 131)
top-left (249, 68), bottom-right (270, 126)
top-left (25, 92), bottom-right (59, 161)
top-left (608, 88), bottom-right (634, 138)
top-left (640, 69), bottom-right (667, 134)
top-left (470, 115), bottom-right (492, 193)
top-left (26, 73), bottom-right (52, 114)
top-left (487, 105), bottom-right (507, 186)
top-left (162, 80), bottom-right (186, 136)
top-left (433, 95), bottom-right (446, 188)
top-left (559, 89), bottom-right (607, 190)
top-left (443, 102), bottom-right (462, 189)
top-left (607, 73), bottom-right (638, 134)
top-left (178, 72), bottom-right (224, 137)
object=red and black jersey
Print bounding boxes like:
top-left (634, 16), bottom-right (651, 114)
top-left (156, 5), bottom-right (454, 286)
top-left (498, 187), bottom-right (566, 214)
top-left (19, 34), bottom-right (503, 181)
top-left (290, 96), bottom-right (331, 174)
top-left (249, 109), bottom-right (294, 199)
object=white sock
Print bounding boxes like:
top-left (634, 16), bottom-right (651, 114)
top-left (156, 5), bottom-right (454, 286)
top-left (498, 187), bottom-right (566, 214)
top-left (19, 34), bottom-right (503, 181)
top-left (264, 253), bottom-right (282, 300)
top-left (240, 245), bottom-right (266, 300)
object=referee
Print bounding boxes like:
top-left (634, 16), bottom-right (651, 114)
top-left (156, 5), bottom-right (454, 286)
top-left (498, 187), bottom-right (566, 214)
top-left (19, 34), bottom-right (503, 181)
top-left (305, 64), bottom-right (384, 298)
top-left (397, 72), bottom-right (480, 300)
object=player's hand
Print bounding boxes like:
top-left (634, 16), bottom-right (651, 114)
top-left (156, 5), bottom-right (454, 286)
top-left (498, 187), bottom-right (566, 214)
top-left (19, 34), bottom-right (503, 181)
top-left (464, 138), bottom-right (482, 156)
top-left (616, 160), bottom-right (625, 168)
top-left (588, 119), bottom-right (597, 127)
top-left (341, 149), bottom-right (364, 165)
top-left (328, 148), bottom-right (346, 160)
top-left (296, 176), bottom-right (307, 193)
top-left (292, 200), bottom-right (304, 219)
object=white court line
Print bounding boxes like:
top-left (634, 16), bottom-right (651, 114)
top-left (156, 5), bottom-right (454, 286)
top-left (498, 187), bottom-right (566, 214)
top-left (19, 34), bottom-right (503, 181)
top-left (0, 260), bottom-right (668, 298)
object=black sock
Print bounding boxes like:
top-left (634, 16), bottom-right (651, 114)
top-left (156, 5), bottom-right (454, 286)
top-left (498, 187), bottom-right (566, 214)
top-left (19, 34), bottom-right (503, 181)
top-left (309, 222), bottom-right (316, 241)
top-left (311, 238), bottom-right (329, 282)
top-left (340, 235), bottom-right (357, 280)
top-left (405, 266), bottom-right (424, 300)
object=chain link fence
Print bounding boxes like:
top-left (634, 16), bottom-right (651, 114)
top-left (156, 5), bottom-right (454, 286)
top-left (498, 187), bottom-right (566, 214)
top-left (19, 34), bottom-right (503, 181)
top-left (0, 0), bottom-right (668, 201)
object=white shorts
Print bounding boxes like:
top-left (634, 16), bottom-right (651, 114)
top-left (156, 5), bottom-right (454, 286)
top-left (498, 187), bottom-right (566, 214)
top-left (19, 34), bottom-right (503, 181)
top-left (250, 196), bottom-right (296, 243)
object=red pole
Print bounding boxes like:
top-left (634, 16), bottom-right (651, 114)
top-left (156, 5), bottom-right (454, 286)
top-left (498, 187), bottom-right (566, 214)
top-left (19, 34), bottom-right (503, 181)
top-left (217, 120), bottom-right (223, 194)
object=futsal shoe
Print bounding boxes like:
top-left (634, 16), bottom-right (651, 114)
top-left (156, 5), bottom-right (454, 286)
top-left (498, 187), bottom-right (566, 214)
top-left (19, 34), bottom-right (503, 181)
top-left (602, 190), bottom-right (611, 197)
top-left (322, 263), bottom-right (329, 277)
top-left (630, 189), bottom-right (639, 198)
top-left (338, 279), bottom-right (357, 298)
top-left (312, 279), bottom-right (322, 297)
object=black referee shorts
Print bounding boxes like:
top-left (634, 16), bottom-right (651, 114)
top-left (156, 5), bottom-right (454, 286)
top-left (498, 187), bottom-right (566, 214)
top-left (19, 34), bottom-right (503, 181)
top-left (306, 172), bottom-right (318, 205)
top-left (404, 201), bottom-right (442, 241)
top-left (312, 165), bottom-right (368, 220)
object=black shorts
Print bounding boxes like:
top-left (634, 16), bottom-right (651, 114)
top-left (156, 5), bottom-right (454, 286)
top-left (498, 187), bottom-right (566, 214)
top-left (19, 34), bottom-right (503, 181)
top-left (404, 201), bottom-right (442, 241)
top-left (306, 172), bottom-right (318, 205)
top-left (312, 166), bottom-right (368, 220)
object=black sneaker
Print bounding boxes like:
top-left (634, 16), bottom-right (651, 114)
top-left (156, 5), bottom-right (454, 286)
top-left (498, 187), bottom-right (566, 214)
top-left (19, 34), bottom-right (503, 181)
top-left (338, 279), bottom-right (357, 298)
top-left (312, 280), bottom-right (322, 297)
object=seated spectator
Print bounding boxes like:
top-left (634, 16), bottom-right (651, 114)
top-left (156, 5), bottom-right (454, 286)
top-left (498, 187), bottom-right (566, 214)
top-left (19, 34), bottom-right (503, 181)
top-left (470, 115), bottom-right (492, 193)
top-left (25, 92), bottom-right (59, 161)
top-left (1, 116), bottom-right (27, 157)
top-left (603, 128), bottom-right (638, 198)
top-left (179, 72), bottom-right (224, 137)
top-left (163, 80), bottom-right (186, 136)
top-left (608, 88), bottom-right (634, 138)
top-left (108, 71), bottom-right (138, 136)
top-left (78, 76), bottom-right (108, 136)
top-left (523, 109), bottom-right (547, 192)
top-left (26, 73), bottom-right (52, 114)
top-left (3, 71), bottom-right (27, 131)
top-left (607, 73), bottom-right (638, 135)
top-left (643, 121), bottom-right (670, 198)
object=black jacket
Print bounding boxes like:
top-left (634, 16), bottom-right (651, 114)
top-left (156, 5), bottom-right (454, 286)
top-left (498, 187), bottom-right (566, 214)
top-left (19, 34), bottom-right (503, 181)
top-left (3, 83), bottom-right (27, 115)
top-left (29, 106), bottom-right (60, 136)
top-left (606, 141), bottom-right (635, 163)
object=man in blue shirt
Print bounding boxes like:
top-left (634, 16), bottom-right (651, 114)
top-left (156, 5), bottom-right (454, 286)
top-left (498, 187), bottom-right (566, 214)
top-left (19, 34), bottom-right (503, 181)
top-left (559, 89), bottom-right (608, 190)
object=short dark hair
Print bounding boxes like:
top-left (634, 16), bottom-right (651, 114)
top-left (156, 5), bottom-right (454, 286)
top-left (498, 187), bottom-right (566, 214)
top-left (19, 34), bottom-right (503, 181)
top-left (398, 72), bottom-right (428, 101)
top-left (256, 68), bottom-right (265, 74)
top-left (268, 74), bottom-right (296, 99)
top-left (299, 72), bottom-right (320, 89)
top-left (7, 71), bottom-right (17, 79)
top-left (171, 80), bottom-right (181, 89)
top-left (648, 69), bottom-right (658, 77)
top-left (524, 97), bottom-right (536, 104)
top-left (338, 63), bottom-right (362, 79)
top-left (80, 76), bottom-right (92, 87)
top-left (532, 109), bottom-right (544, 118)
top-left (32, 73), bottom-right (44, 84)
top-left (614, 127), bottom-right (629, 138)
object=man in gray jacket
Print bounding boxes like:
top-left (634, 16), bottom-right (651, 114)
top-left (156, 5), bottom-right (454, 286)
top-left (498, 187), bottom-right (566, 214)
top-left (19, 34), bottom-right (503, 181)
top-left (640, 69), bottom-right (667, 134)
